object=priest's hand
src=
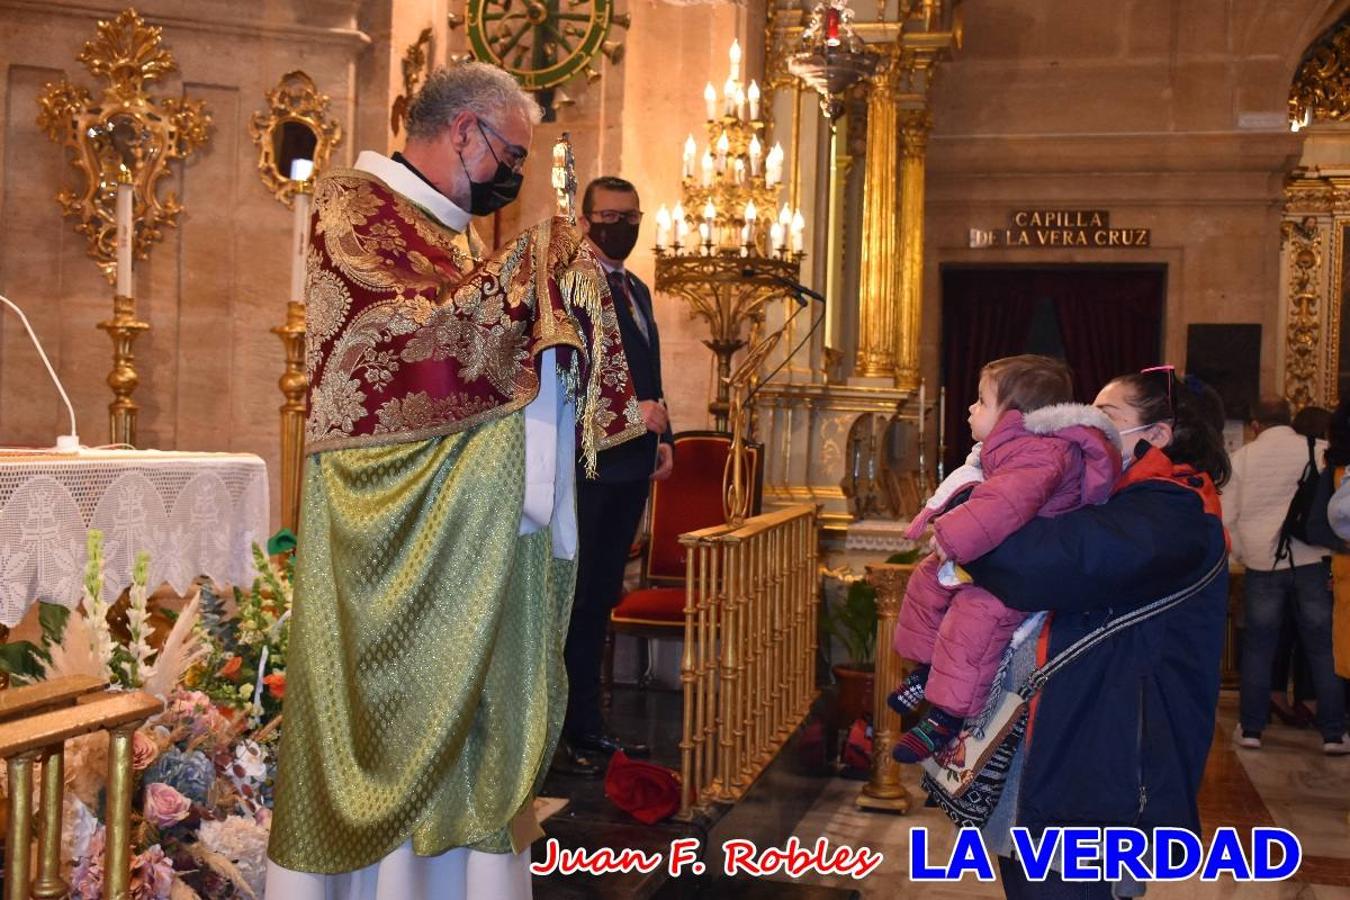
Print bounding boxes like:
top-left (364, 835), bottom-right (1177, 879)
top-left (639, 400), bottom-right (669, 434)
top-left (652, 443), bottom-right (674, 481)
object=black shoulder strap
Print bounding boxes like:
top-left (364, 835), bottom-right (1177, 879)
top-left (1019, 552), bottom-right (1227, 700)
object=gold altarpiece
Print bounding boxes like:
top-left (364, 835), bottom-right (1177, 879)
top-left (752, 1), bottom-right (962, 532)
top-left (1281, 19), bottom-right (1350, 411)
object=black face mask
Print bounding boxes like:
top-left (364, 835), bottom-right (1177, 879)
top-left (588, 220), bottom-right (640, 261)
top-left (459, 122), bottom-right (523, 216)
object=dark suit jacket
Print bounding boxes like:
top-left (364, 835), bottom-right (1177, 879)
top-left (589, 267), bottom-right (673, 483)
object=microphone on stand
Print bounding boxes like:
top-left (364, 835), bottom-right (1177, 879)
top-left (0, 293), bottom-right (81, 453)
top-left (740, 267), bottom-right (826, 305)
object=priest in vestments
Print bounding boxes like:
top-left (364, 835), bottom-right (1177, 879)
top-left (265, 63), bottom-right (645, 900)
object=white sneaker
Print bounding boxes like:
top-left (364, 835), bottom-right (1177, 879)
top-left (1324, 734), bottom-right (1350, 756)
top-left (1233, 724), bottom-right (1261, 749)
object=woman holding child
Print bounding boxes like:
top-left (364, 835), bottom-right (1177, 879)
top-left (901, 358), bottom-right (1230, 899)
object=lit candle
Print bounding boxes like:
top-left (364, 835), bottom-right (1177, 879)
top-left (115, 179), bottom-right (133, 297)
top-left (741, 223), bottom-right (750, 247)
top-left (683, 135), bottom-right (697, 179)
top-left (748, 81), bottom-right (761, 122)
top-left (749, 135), bottom-right (763, 176)
top-left (766, 143), bottom-right (784, 187)
top-left (673, 202), bottom-right (688, 247)
top-left (733, 158), bottom-right (745, 185)
top-left (744, 200), bottom-right (757, 225)
top-left (656, 205), bottom-right (672, 250)
top-left (791, 209), bottom-right (805, 254)
top-left (779, 203), bottom-right (792, 227)
top-left (703, 199), bottom-right (717, 228)
top-left (723, 76), bottom-right (737, 117)
top-left (699, 222), bottom-right (711, 251)
top-left (289, 159), bottom-right (314, 303)
top-left (729, 39), bottom-right (742, 78)
top-left (701, 150), bottom-right (715, 186)
top-left (770, 221), bottom-right (786, 254)
top-left (704, 83), bottom-right (717, 121)
top-left (715, 132), bottom-right (730, 173)
top-left (734, 83), bottom-right (746, 121)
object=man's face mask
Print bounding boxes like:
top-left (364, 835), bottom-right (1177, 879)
top-left (586, 213), bottom-right (641, 261)
top-left (459, 118), bottom-right (524, 216)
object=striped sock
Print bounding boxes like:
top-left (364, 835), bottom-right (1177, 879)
top-left (886, 664), bottom-right (931, 716)
top-left (892, 706), bottom-right (963, 764)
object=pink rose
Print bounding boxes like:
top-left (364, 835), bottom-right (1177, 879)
top-left (142, 782), bottom-right (190, 828)
top-left (131, 730), bottom-right (159, 772)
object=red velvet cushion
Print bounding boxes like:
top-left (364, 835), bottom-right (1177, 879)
top-left (611, 586), bottom-right (686, 624)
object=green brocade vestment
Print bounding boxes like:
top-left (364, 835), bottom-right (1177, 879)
top-left (268, 412), bottom-right (574, 872)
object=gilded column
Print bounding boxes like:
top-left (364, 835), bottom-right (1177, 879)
top-left (858, 562), bottom-right (913, 812)
top-left (896, 106), bottom-right (932, 392)
top-left (854, 52), bottom-right (901, 380)
top-left (273, 301), bottom-right (308, 535)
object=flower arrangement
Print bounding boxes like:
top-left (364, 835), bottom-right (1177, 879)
top-left (2, 530), bottom-right (295, 899)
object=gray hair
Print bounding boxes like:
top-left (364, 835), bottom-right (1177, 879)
top-left (405, 62), bottom-right (542, 139)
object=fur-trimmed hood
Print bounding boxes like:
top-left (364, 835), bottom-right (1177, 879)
top-left (981, 404), bottom-right (1123, 509)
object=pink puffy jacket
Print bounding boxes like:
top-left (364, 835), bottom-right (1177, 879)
top-left (921, 405), bottom-right (1122, 562)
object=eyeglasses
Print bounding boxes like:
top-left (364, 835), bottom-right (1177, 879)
top-left (476, 118), bottom-right (528, 174)
top-left (1140, 364), bottom-right (1176, 419)
top-left (588, 210), bottom-right (644, 225)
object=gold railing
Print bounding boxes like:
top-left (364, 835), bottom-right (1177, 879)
top-left (677, 502), bottom-right (819, 818)
top-left (0, 677), bottom-right (162, 900)
top-left (858, 562), bottom-right (915, 812)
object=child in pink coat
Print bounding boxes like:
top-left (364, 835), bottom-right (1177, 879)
top-left (890, 355), bottom-right (1122, 762)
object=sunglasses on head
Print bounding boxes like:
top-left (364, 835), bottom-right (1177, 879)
top-left (1140, 364), bottom-right (1176, 419)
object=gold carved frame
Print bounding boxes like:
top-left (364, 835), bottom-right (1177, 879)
top-left (36, 8), bottom-right (211, 283)
top-left (249, 71), bottom-right (343, 209)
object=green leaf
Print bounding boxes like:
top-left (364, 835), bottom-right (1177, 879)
top-left (37, 602), bottom-right (70, 649)
top-left (0, 641), bottom-right (44, 680)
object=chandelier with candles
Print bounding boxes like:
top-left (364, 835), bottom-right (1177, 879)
top-left (653, 39), bottom-right (806, 431)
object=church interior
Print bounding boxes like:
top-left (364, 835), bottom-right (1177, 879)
top-left (2, 0), bottom-right (1350, 897)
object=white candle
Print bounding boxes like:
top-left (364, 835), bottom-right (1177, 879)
top-left (656, 205), bottom-right (671, 249)
top-left (701, 151), bottom-right (715, 186)
top-left (766, 144), bottom-right (783, 187)
top-left (699, 222), bottom-right (711, 251)
top-left (704, 83), bottom-right (717, 121)
top-left (715, 132), bottom-right (730, 173)
top-left (115, 181), bottom-right (133, 296)
top-left (673, 202), bottom-right (687, 247)
top-left (744, 200), bottom-right (757, 225)
top-left (779, 203), bottom-right (792, 227)
top-left (289, 158), bottom-right (314, 182)
top-left (770, 221), bottom-right (786, 254)
top-left (723, 77), bottom-right (737, 117)
top-left (749, 135), bottom-right (762, 176)
top-left (748, 81), bottom-right (761, 121)
top-left (790, 209), bottom-right (805, 254)
top-left (703, 199), bottom-right (716, 227)
top-left (291, 189), bottom-right (312, 302)
top-left (734, 84), bottom-right (746, 121)
top-left (729, 39), bottom-right (742, 78)
top-left (683, 135), bottom-right (697, 179)
top-left (733, 158), bottom-right (746, 185)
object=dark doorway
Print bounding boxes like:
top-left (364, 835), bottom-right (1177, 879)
top-left (939, 264), bottom-right (1166, 473)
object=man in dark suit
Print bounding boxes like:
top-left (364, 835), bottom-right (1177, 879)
top-left (556, 176), bottom-right (674, 776)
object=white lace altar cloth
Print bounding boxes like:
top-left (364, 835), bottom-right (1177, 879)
top-left (0, 449), bottom-right (269, 626)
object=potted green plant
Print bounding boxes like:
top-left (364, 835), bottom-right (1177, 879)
top-left (822, 549), bottom-right (922, 727)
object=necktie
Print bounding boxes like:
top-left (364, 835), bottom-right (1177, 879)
top-left (608, 270), bottom-right (649, 343)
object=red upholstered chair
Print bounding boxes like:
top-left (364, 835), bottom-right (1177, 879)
top-left (601, 431), bottom-right (762, 702)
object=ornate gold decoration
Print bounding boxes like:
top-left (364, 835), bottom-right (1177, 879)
top-left (98, 294), bottom-right (150, 446)
top-left (391, 28), bottom-right (433, 136)
top-left (896, 103), bottom-right (933, 390)
top-left (1290, 18), bottom-right (1350, 130)
top-left (36, 8), bottom-right (210, 283)
top-left (854, 50), bottom-right (901, 380)
top-left (274, 301), bottom-right (308, 534)
top-left (1282, 214), bottom-right (1324, 412)
top-left (788, 0), bottom-right (881, 120)
top-left (858, 561), bottom-right (914, 813)
top-left (249, 71), bottom-right (343, 209)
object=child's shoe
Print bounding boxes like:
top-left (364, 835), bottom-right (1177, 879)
top-left (892, 706), bottom-right (963, 764)
top-left (886, 664), bottom-right (931, 716)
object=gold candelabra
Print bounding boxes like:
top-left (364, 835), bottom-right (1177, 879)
top-left (97, 294), bottom-right (149, 447)
top-left (654, 40), bottom-right (806, 432)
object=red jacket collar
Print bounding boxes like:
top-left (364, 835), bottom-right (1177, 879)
top-left (1115, 445), bottom-right (1223, 521)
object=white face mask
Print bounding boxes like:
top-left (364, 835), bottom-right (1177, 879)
top-left (1118, 423), bottom-right (1155, 437)
top-left (1117, 423), bottom-right (1157, 470)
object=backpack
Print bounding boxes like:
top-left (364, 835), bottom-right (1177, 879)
top-left (1277, 436), bottom-right (1346, 563)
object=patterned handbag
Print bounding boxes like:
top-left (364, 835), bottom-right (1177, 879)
top-left (920, 552), bottom-right (1227, 829)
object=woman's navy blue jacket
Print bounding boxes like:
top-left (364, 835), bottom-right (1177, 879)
top-left (965, 448), bottom-right (1228, 835)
